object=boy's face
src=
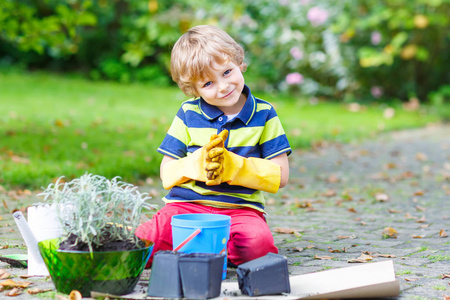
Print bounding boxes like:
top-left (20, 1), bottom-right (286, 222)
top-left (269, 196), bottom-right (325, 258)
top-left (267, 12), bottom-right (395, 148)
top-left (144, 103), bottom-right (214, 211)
top-left (194, 60), bottom-right (246, 115)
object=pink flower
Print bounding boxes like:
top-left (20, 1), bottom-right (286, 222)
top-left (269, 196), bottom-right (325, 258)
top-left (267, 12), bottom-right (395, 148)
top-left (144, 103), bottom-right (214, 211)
top-left (290, 47), bottom-right (303, 60)
top-left (300, 0), bottom-right (311, 5)
top-left (307, 7), bottom-right (329, 26)
top-left (371, 86), bottom-right (383, 98)
top-left (279, 0), bottom-right (289, 6)
top-left (286, 72), bottom-right (304, 85)
top-left (371, 31), bottom-right (382, 45)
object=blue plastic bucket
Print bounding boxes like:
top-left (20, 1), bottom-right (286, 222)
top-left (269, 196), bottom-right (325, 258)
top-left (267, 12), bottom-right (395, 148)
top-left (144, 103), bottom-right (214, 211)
top-left (171, 214), bottom-right (231, 280)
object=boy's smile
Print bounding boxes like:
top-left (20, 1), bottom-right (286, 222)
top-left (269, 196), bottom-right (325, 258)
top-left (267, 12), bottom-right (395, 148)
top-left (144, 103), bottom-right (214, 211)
top-left (195, 61), bottom-right (246, 116)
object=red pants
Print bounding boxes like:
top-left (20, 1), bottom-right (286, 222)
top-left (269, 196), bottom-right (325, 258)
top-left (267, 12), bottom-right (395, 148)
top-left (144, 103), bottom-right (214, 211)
top-left (135, 202), bottom-right (278, 267)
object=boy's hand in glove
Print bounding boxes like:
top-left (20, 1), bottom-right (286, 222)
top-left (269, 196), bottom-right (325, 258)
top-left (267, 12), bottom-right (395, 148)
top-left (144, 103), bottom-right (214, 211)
top-left (204, 130), bottom-right (228, 185)
top-left (161, 131), bottom-right (226, 189)
top-left (205, 130), bottom-right (281, 193)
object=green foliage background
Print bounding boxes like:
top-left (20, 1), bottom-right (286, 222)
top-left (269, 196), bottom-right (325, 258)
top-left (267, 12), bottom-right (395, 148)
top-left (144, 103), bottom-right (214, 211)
top-left (1, 0), bottom-right (449, 102)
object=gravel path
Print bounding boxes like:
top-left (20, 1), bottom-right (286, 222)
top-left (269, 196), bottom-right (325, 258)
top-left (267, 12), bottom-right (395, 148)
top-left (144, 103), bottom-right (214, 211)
top-left (1, 124), bottom-right (449, 299)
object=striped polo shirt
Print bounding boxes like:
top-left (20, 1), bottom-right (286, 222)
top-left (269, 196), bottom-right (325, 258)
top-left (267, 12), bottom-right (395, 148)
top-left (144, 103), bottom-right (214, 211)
top-left (158, 85), bottom-right (291, 212)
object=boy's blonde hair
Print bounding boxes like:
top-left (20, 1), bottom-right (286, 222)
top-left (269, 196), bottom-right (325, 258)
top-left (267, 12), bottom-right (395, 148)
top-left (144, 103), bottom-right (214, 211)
top-left (170, 25), bottom-right (247, 97)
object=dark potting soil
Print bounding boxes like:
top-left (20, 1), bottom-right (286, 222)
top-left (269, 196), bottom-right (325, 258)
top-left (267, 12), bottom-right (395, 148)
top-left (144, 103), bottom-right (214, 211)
top-left (59, 233), bottom-right (145, 252)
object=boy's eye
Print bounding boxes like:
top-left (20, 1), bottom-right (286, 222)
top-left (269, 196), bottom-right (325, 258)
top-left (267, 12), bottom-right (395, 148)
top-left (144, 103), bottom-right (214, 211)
top-left (203, 81), bottom-right (212, 88)
top-left (223, 69), bottom-right (231, 76)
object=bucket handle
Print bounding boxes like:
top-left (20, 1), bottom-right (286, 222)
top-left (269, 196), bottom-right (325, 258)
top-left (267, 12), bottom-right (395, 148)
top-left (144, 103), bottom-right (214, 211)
top-left (173, 228), bottom-right (201, 252)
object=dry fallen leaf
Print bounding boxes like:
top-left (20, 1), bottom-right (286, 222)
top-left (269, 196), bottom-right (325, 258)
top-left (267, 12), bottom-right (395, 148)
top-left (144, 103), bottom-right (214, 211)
top-left (274, 227), bottom-right (302, 236)
top-left (306, 245), bottom-right (316, 249)
top-left (327, 174), bottom-right (340, 183)
top-left (347, 207), bottom-right (357, 213)
top-left (292, 247), bottom-right (304, 252)
top-left (328, 247), bottom-right (342, 253)
top-left (375, 193), bottom-right (389, 202)
top-left (0, 279), bottom-right (31, 288)
top-left (274, 227), bottom-right (298, 234)
top-left (441, 274), bottom-right (450, 279)
top-left (314, 254), bottom-right (333, 260)
top-left (322, 189), bottom-right (337, 197)
top-left (440, 229), bottom-right (448, 238)
top-left (338, 234), bottom-right (356, 239)
top-left (415, 205), bottom-right (426, 211)
top-left (6, 287), bottom-right (22, 296)
top-left (27, 287), bottom-right (52, 295)
top-left (359, 253), bottom-right (373, 260)
top-left (10, 156), bottom-right (30, 164)
top-left (414, 190), bottom-right (425, 196)
top-left (0, 270), bottom-right (11, 280)
top-left (383, 162), bottom-right (397, 170)
top-left (388, 209), bottom-right (402, 213)
top-left (416, 215), bottom-right (427, 223)
top-left (295, 200), bottom-right (312, 208)
top-left (415, 152), bottom-right (428, 161)
top-left (69, 290), bottom-right (82, 300)
top-left (382, 227), bottom-right (398, 238)
top-left (412, 235), bottom-right (425, 239)
top-left (377, 254), bottom-right (397, 258)
top-left (405, 278), bottom-right (419, 282)
top-left (405, 212), bottom-right (417, 220)
top-left (348, 258), bottom-right (368, 263)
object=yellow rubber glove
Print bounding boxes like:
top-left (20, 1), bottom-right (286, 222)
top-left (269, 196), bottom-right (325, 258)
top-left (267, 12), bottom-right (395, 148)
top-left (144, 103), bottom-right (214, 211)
top-left (205, 130), bottom-right (281, 194)
top-left (161, 134), bottom-right (224, 190)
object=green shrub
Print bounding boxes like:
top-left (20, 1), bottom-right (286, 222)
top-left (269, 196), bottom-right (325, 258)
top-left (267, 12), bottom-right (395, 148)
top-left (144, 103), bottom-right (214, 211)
top-left (1, 0), bottom-right (448, 101)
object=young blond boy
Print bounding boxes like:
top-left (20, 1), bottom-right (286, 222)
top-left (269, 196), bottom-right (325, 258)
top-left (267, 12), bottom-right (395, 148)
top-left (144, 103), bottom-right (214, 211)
top-left (136, 25), bottom-right (291, 267)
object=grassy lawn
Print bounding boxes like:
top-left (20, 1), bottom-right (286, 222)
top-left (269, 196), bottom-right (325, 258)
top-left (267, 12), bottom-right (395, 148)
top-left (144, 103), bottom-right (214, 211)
top-left (0, 69), bottom-right (441, 189)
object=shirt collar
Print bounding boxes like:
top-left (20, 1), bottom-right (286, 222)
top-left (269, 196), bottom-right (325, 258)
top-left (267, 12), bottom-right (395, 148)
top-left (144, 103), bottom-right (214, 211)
top-left (198, 85), bottom-right (256, 125)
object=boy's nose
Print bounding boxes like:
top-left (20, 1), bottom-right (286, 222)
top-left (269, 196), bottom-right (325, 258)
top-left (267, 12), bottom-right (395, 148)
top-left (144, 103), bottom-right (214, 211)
top-left (219, 82), bottom-right (229, 92)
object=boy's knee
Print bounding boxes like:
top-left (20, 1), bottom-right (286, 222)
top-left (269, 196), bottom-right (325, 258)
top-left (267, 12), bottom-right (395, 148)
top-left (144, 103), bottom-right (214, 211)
top-left (228, 227), bottom-right (278, 265)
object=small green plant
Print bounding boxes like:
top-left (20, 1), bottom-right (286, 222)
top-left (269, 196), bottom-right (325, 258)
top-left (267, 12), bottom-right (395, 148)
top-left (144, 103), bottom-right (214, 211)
top-left (396, 270), bottom-right (413, 275)
top-left (427, 255), bottom-right (450, 263)
top-left (39, 173), bottom-right (157, 253)
top-left (432, 285), bottom-right (446, 291)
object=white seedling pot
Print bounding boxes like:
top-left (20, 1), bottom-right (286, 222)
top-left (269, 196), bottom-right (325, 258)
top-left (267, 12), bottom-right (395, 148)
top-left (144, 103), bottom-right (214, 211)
top-left (25, 205), bottom-right (62, 276)
top-left (28, 205), bottom-right (62, 276)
